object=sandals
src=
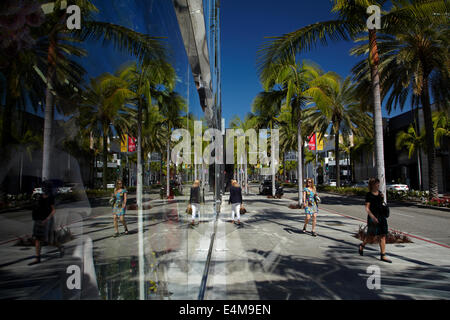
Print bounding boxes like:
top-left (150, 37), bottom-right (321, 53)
top-left (311, 231), bottom-right (317, 237)
top-left (124, 229), bottom-right (129, 235)
top-left (113, 232), bottom-right (120, 238)
top-left (380, 253), bottom-right (392, 263)
top-left (28, 256), bottom-right (41, 266)
top-left (302, 227), bottom-right (307, 233)
top-left (359, 243), bottom-right (365, 256)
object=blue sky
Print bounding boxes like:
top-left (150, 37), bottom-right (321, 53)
top-left (220, 0), bottom-right (406, 126)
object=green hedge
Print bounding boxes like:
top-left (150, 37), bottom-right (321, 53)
top-left (316, 185), bottom-right (368, 196)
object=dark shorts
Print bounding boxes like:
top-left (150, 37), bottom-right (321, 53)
top-left (33, 217), bottom-right (54, 243)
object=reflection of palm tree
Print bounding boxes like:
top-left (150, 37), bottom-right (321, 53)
top-left (158, 92), bottom-right (186, 197)
top-left (40, 0), bottom-right (166, 181)
top-left (81, 73), bottom-right (136, 189)
top-left (251, 91), bottom-right (283, 197)
top-left (352, 17), bottom-right (449, 197)
top-left (303, 75), bottom-right (372, 187)
top-left (117, 60), bottom-right (175, 204)
top-left (258, 0), bottom-right (449, 199)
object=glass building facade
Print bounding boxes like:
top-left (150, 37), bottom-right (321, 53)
top-left (0, 0), bottom-right (222, 299)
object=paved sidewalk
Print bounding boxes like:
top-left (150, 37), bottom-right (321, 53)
top-left (1, 186), bottom-right (449, 299)
top-left (203, 192), bottom-right (450, 299)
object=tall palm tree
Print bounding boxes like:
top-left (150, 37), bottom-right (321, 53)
top-left (158, 92), bottom-right (186, 197)
top-left (352, 18), bottom-right (449, 197)
top-left (258, 55), bottom-right (311, 204)
top-left (251, 90), bottom-right (285, 197)
top-left (303, 74), bottom-right (373, 187)
top-left (396, 124), bottom-right (426, 190)
top-left (257, 0), bottom-right (449, 200)
top-left (80, 73), bottom-right (136, 189)
top-left (116, 60), bottom-right (175, 206)
top-left (38, 0), bottom-right (166, 181)
top-left (229, 114), bottom-right (258, 194)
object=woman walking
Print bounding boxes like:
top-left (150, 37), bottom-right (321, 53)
top-left (29, 180), bottom-right (64, 265)
top-left (189, 180), bottom-right (201, 225)
top-left (229, 180), bottom-right (243, 225)
top-left (359, 178), bottom-right (392, 263)
top-left (112, 179), bottom-right (129, 237)
top-left (302, 178), bottom-right (319, 236)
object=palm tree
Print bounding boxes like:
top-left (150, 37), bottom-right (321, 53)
top-left (432, 111), bottom-right (450, 148)
top-left (396, 125), bottom-right (426, 190)
top-left (352, 18), bottom-right (449, 197)
top-left (257, 0), bottom-right (449, 200)
top-left (158, 92), bottom-right (186, 197)
top-left (303, 74), bottom-right (373, 187)
top-left (80, 73), bottom-right (136, 189)
top-left (229, 114), bottom-right (258, 194)
top-left (116, 60), bottom-right (175, 206)
top-left (251, 90), bottom-right (285, 197)
top-left (38, 0), bottom-right (167, 181)
top-left (258, 55), bottom-right (311, 204)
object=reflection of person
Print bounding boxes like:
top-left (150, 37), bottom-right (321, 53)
top-left (112, 180), bottom-right (129, 237)
top-left (29, 181), bottom-right (64, 265)
top-left (189, 180), bottom-right (201, 225)
top-left (302, 178), bottom-right (319, 236)
top-left (229, 180), bottom-right (243, 225)
top-left (359, 178), bottom-right (392, 263)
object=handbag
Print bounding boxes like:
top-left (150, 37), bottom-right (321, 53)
top-left (381, 202), bottom-right (390, 218)
top-left (240, 205), bottom-right (247, 214)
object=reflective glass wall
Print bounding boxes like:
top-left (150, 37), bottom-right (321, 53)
top-left (0, 0), bottom-right (221, 300)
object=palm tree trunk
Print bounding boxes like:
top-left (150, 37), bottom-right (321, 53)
top-left (335, 130), bottom-right (340, 188)
top-left (369, 29), bottom-right (387, 200)
top-left (42, 35), bottom-right (57, 182)
top-left (297, 119), bottom-right (303, 207)
top-left (102, 133), bottom-right (108, 189)
top-left (421, 74), bottom-right (438, 197)
top-left (166, 138), bottom-right (170, 198)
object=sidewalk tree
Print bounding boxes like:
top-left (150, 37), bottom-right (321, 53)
top-left (352, 16), bottom-right (449, 197)
top-left (303, 75), bottom-right (373, 187)
top-left (257, 0), bottom-right (449, 201)
top-left (251, 91), bottom-right (284, 197)
top-left (258, 55), bottom-right (310, 204)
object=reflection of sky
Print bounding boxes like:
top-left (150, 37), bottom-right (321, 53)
top-left (53, 0), bottom-right (202, 121)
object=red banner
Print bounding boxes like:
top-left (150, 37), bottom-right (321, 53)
top-left (128, 136), bottom-right (136, 152)
top-left (308, 134), bottom-right (316, 151)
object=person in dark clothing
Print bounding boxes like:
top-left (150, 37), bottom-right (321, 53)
top-left (359, 178), bottom-right (392, 263)
top-left (189, 180), bottom-right (201, 225)
top-left (29, 181), bottom-right (64, 265)
top-left (228, 180), bottom-right (243, 224)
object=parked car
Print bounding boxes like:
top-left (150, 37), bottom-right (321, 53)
top-left (259, 180), bottom-right (283, 196)
top-left (353, 180), bottom-right (369, 188)
top-left (328, 179), bottom-right (336, 187)
top-left (387, 183), bottom-right (409, 192)
top-left (106, 183), bottom-right (115, 189)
